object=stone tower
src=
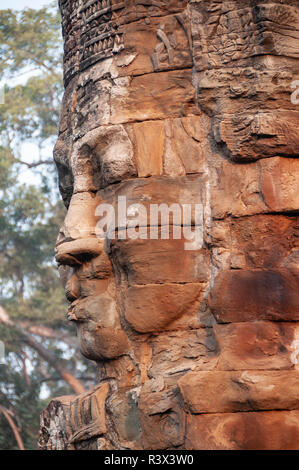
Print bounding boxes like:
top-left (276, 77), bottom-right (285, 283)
top-left (40, 0), bottom-right (299, 450)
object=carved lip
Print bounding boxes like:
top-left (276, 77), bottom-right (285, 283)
top-left (67, 299), bottom-right (81, 322)
top-left (66, 296), bottom-right (95, 323)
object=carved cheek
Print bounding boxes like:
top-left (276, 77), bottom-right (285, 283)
top-left (124, 283), bottom-right (205, 333)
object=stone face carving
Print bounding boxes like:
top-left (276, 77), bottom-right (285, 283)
top-left (60, 0), bottom-right (125, 86)
top-left (40, 0), bottom-right (299, 450)
top-left (151, 12), bottom-right (192, 71)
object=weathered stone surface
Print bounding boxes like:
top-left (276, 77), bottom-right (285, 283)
top-left (229, 215), bottom-right (298, 270)
top-left (138, 385), bottom-right (185, 450)
top-left (68, 383), bottom-right (109, 444)
top-left (209, 269), bottom-right (299, 323)
top-left (61, 0), bottom-right (189, 86)
top-left (108, 389), bottom-right (142, 447)
top-left (163, 117), bottom-right (207, 174)
top-left (186, 411), bottom-right (299, 450)
top-left (214, 321), bottom-right (298, 371)
top-left (40, 383), bottom-right (109, 450)
top-left (110, 237), bottom-right (210, 285)
top-left (56, 192), bottom-right (101, 241)
top-left (260, 157), bottom-right (299, 212)
top-left (191, 1), bottom-right (299, 73)
top-left (72, 125), bottom-right (137, 190)
top-left (99, 174), bottom-right (205, 212)
top-left (124, 283), bottom-right (205, 333)
top-left (208, 213), bottom-right (299, 275)
top-left (148, 329), bottom-right (218, 381)
top-left (129, 121), bottom-right (164, 177)
top-left (210, 156), bottom-right (299, 219)
top-left (42, 0), bottom-right (299, 451)
top-left (77, 323), bottom-right (131, 361)
top-left (210, 159), bottom-right (266, 219)
top-left (70, 69), bottom-right (199, 134)
top-left (215, 111), bottom-right (299, 161)
top-left (179, 370), bottom-right (299, 413)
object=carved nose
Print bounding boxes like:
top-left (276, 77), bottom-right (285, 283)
top-left (55, 190), bottom-right (104, 266)
top-left (55, 238), bottom-right (105, 266)
top-left (61, 192), bottom-right (99, 240)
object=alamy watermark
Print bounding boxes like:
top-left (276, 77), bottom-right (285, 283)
top-left (95, 196), bottom-right (204, 251)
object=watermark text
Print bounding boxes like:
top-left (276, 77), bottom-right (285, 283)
top-left (95, 197), bottom-right (204, 251)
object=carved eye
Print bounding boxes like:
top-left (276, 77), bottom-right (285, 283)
top-left (53, 139), bottom-right (74, 209)
top-left (57, 161), bottom-right (74, 209)
top-left (76, 126), bottom-right (137, 191)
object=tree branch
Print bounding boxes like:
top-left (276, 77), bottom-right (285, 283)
top-left (16, 352), bottom-right (31, 387)
top-left (40, 375), bottom-right (94, 384)
top-left (11, 157), bottom-right (54, 168)
top-left (0, 406), bottom-right (25, 450)
top-left (0, 306), bottom-right (86, 395)
top-left (20, 323), bottom-right (78, 350)
top-left (2, 146), bottom-right (53, 169)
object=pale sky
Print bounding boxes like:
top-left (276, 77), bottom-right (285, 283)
top-left (4, 0), bottom-right (50, 9)
top-left (1, 0), bottom-right (60, 186)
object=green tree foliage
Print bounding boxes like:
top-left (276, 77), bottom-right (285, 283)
top-left (0, 4), bottom-right (93, 450)
top-left (0, 2), bottom-right (62, 154)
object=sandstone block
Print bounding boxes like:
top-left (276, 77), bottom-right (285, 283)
top-left (179, 370), bottom-right (299, 413)
top-left (124, 283), bottom-right (205, 333)
top-left (110, 70), bottom-right (199, 124)
top-left (210, 159), bottom-right (266, 219)
top-left (229, 215), bottom-right (297, 270)
top-left (163, 117), bottom-right (206, 174)
top-left (209, 269), bottom-right (299, 322)
top-left (129, 121), bottom-right (164, 177)
top-left (69, 383), bottom-right (109, 444)
top-left (110, 237), bottom-right (210, 285)
top-left (214, 321), bottom-right (298, 371)
top-left (210, 155), bottom-right (299, 219)
top-left (149, 329), bottom-right (218, 380)
top-left (109, 389), bottom-right (142, 445)
top-left (138, 386), bottom-right (185, 450)
top-left (260, 157), bottom-right (299, 213)
top-left (186, 411), bottom-right (299, 450)
top-left (77, 322), bottom-right (130, 361)
top-left (215, 111), bottom-right (299, 161)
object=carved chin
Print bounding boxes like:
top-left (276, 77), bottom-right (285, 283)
top-left (77, 324), bottom-right (130, 361)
